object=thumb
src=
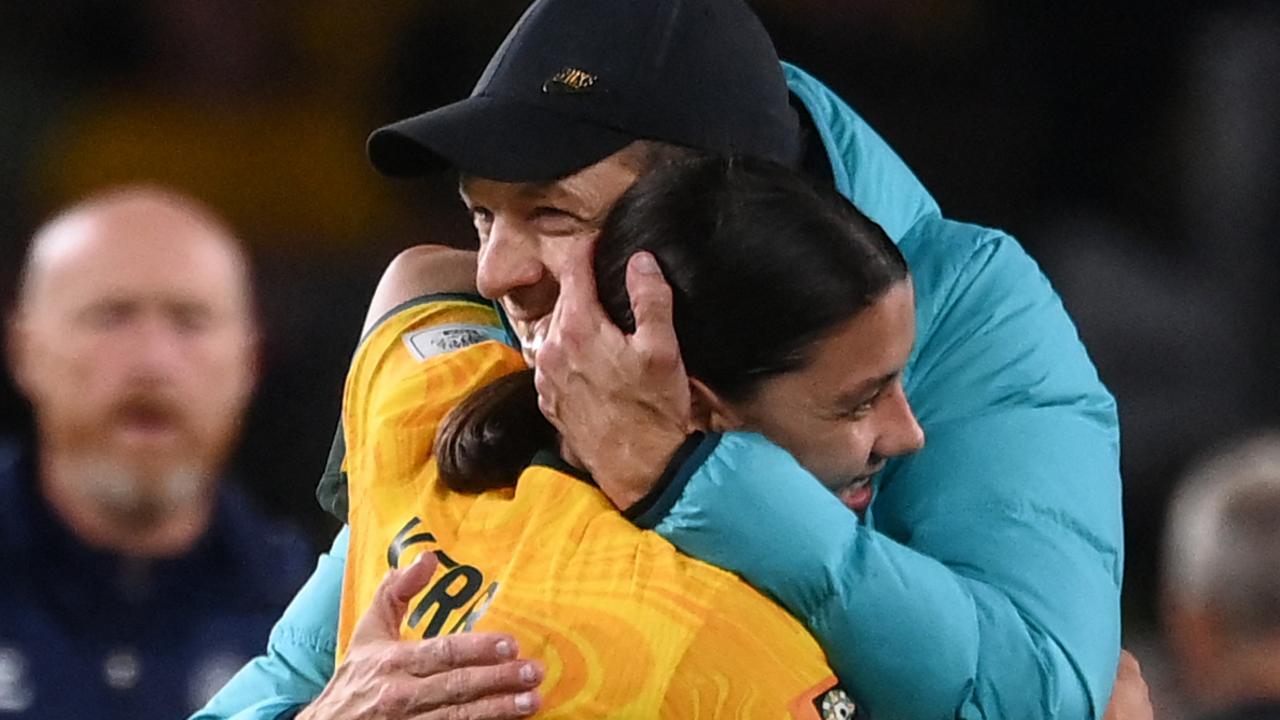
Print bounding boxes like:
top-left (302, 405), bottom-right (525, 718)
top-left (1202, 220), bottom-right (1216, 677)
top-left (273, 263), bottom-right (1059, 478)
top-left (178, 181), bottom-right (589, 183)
top-left (351, 551), bottom-right (439, 645)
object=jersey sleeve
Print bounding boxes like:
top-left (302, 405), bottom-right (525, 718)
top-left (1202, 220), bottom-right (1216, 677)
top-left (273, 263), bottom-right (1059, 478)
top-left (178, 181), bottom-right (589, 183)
top-left (339, 294), bottom-right (523, 498)
top-left (317, 295), bottom-right (517, 521)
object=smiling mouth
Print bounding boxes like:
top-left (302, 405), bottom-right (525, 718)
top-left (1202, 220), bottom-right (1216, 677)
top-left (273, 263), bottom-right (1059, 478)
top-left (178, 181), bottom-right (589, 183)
top-left (514, 315), bottom-right (552, 361)
top-left (524, 328), bottom-right (545, 356)
top-left (833, 472), bottom-right (880, 513)
top-left (116, 415), bottom-right (183, 447)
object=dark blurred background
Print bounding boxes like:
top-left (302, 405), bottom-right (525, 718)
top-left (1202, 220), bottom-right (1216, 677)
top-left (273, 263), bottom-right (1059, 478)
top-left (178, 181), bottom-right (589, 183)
top-left (2, 2), bottom-right (1277, 715)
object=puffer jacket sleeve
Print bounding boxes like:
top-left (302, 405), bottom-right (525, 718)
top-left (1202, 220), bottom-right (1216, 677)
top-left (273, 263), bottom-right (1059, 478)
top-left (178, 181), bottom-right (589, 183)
top-left (643, 217), bottom-right (1122, 718)
top-left (188, 527), bottom-right (348, 720)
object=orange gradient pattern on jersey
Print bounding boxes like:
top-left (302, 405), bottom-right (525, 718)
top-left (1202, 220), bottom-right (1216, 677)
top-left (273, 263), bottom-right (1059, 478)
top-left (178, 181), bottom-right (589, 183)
top-left (337, 299), bottom-right (840, 718)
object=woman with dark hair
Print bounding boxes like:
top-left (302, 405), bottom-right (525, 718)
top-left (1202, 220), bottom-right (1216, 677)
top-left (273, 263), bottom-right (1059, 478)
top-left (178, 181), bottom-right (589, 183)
top-left (436, 154), bottom-right (920, 515)
top-left (334, 155), bottom-right (919, 717)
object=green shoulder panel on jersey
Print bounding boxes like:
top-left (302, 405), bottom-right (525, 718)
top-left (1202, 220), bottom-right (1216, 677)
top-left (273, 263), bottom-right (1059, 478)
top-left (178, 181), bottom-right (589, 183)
top-left (317, 292), bottom-right (509, 523)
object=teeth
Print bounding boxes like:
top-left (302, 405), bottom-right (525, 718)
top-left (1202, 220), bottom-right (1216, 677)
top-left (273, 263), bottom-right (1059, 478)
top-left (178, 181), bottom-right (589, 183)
top-left (834, 478), bottom-right (870, 497)
top-left (525, 332), bottom-right (544, 354)
top-left (846, 477), bottom-right (871, 490)
top-left (523, 318), bottom-right (550, 358)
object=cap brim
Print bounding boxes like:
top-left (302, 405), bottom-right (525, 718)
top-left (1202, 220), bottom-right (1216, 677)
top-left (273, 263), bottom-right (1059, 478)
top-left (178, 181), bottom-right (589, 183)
top-left (367, 95), bottom-right (636, 182)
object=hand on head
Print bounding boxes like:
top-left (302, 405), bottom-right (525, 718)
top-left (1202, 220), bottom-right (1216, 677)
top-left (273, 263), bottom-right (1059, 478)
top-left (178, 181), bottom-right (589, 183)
top-left (299, 552), bottom-right (542, 720)
top-left (533, 242), bottom-right (694, 509)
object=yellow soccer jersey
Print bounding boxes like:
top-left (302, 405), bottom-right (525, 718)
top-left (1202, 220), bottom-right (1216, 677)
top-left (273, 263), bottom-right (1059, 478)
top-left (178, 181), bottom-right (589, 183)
top-left (336, 296), bottom-right (854, 719)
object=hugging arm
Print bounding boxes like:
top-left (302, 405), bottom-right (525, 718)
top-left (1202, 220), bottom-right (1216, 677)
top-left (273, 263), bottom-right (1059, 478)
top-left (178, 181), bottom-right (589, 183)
top-left (614, 227), bottom-right (1122, 718)
top-left (192, 247), bottom-right (540, 720)
top-left (189, 529), bottom-right (347, 720)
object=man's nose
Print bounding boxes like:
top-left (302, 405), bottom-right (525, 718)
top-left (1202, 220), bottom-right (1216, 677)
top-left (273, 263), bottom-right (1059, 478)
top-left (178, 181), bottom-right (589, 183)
top-left (475, 221), bottom-right (545, 300)
top-left (875, 383), bottom-right (925, 458)
top-left (128, 315), bottom-right (186, 380)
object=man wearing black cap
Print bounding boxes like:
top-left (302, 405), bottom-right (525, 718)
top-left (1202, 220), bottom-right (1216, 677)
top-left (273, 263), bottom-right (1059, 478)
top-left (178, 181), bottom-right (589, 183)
top-left (196, 0), bottom-right (1123, 718)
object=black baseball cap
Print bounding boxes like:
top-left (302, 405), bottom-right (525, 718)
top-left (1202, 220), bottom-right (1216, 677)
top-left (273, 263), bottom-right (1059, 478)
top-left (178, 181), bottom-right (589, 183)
top-left (367, 0), bottom-right (801, 182)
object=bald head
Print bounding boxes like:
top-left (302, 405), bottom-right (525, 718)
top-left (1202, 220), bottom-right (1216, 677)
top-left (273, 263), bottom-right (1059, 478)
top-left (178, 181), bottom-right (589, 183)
top-left (7, 186), bottom-right (259, 556)
top-left (1163, 433), bottom-right (1280, 707)
top-left (18, 185), bottom-right (252, 314)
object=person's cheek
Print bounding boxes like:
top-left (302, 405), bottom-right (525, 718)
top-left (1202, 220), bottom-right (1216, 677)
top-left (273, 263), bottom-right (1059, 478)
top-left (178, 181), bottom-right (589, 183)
top-left (79, 333), bottom-right (126, 407)
top-left (201, 336), bottom-right (254, 415)
top-left (790, 426), bottom-right (849, 487)
top-left (838, 424), bottom-right (877, 476)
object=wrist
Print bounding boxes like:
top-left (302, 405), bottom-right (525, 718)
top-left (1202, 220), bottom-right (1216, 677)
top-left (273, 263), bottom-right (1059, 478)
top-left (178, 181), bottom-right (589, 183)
top-left (624, 432), bottom-right (721, 528)
top-left (293, 683), bottom-right (334, 720)
top-left (593, 427), bottom-right (690, 506)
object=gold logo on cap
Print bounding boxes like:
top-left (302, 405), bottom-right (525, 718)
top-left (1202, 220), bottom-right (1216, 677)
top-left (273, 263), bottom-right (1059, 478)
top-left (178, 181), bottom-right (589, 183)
top-left (543, 67), bottom-right (598, 94)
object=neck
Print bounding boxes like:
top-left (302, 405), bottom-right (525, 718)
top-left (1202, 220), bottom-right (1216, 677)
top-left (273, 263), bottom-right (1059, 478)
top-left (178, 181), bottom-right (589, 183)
top-left (37, 445), bottom-right (214, 558)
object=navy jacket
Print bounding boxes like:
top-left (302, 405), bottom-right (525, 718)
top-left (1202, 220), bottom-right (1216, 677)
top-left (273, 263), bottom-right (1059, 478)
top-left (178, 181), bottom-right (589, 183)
top-left (0, 440), bottom-right (312, 719)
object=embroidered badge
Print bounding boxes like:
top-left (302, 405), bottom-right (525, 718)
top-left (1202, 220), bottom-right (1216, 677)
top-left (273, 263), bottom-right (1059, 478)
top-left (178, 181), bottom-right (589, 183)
top-left (814, 687), bottom-right (860, 719)
top-left (543, 66), bottom-right (599, 94)
top-left (403, 323), bottom-right (506, 362)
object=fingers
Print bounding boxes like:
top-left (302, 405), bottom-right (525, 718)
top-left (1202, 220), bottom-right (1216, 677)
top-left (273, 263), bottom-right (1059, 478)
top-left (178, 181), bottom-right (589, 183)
top-left (393, 552), bottom-right (441, 604)
top-left (351, 553), bottom-right (440, 644)
top-left (536, 240), bottom-right (610, 419)
top-left (625, 252), bottom-right (680, 365)
top-left (406, 633), bottom-right (524, 677)
top-left (416, 690), bottom-right (541, 720)
top-left (367, 657), bottom-right (543, 719)
top-left (316, 632), bottom-right (537, 720)
top-left (552, 236), bottom-right (598, 314)
top-left (407, 660), bottom-right (543, 710)
top-left (548, 238), bottom-right (609, 343)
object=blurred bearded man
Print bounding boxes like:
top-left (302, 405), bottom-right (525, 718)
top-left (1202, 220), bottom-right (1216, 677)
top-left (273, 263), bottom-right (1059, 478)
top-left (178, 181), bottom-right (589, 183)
top-left (0, 187), bottom-right (311, 720)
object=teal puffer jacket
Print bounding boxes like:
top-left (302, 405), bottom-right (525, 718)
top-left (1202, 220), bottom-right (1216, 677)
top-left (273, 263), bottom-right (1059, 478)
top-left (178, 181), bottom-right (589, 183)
top-left (193, 64), bottom-right (1122, 720)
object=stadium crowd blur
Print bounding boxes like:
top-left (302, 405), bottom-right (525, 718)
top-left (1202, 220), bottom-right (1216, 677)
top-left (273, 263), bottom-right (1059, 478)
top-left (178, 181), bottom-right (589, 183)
top-left (0, 1), bottom-right (1276, 718)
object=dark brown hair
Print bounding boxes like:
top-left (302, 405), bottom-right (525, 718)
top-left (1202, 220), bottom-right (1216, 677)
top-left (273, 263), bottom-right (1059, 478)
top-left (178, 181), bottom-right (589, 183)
top-left (435, 155), bottom-right (907, 493)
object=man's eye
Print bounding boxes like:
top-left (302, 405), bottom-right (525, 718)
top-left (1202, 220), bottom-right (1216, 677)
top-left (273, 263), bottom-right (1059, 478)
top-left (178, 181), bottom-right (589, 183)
top-left (470, 208), bottom-right (494, 226)
top-left (83, 302), bottom-right (134, 328)
top-left (531, 208), bottom-right (583, 233)
top-left (172, 306), bottom-right (213, 334)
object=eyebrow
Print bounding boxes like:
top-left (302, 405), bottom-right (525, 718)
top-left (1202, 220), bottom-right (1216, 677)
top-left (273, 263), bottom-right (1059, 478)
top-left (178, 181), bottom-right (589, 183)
top-left (457, 175), bottom-right (559, 199)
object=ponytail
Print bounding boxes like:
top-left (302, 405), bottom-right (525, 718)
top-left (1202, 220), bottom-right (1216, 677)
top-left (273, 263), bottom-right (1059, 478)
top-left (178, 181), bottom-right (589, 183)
top-left (434, 368), bottom-right (556, 493)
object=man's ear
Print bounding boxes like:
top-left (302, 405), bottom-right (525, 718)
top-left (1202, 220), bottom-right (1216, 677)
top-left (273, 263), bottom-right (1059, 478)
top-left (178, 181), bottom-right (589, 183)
top-left (1163, 600), bottom-right (1223, 702)
top-left (240, 322), bottom-right (264, 402)
top-left (5, 312), bottom-right (33, 397)
top-left (688, 377), bottom-right (746, 433)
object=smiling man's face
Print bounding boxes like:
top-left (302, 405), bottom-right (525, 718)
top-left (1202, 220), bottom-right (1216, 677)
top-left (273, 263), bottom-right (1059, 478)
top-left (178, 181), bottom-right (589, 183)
top-left (461, 148), bottom-right (924, 513)
top-left (461, 147), bottom-right (645, 364)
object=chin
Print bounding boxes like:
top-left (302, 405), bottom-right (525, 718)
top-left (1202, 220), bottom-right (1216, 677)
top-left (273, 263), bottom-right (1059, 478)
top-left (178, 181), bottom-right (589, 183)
top-left (103, 463), bottom-right (212, 519)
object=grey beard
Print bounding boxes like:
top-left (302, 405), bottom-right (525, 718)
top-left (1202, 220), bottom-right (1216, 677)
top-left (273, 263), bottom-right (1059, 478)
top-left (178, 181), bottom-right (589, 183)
top-left (79, 459), bottom-right (207, 531)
